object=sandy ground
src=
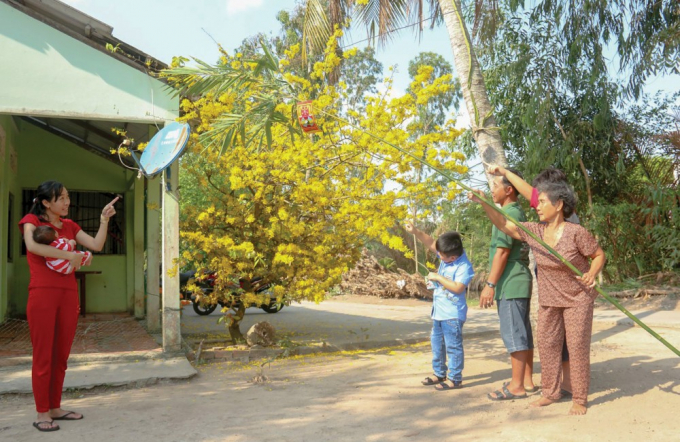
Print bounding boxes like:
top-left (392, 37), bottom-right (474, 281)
top-left (1, 317), bottom-right (679, 442)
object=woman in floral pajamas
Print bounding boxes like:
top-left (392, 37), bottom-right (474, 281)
top-left (469, 181), bottom-right (606, 415)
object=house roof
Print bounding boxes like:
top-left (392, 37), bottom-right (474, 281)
top-left (20, 115), bottom-right (157, 168)
top-left (3, 0), bottom-right (167, 74)
top-left (3, 0), bottom-right (174, 169)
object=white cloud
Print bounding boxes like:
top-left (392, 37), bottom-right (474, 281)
top-left (226, 0), bottom-right (264, 15)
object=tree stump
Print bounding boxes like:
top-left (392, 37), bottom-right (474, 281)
top-left (246, 321), bottom-right (276, 347)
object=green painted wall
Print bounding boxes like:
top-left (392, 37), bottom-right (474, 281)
top-left (0, 116), bottom-right (22, 321)
top-left (9, 118), bottom-right (139, 315)
top-left (0, 2), bottom-right (176, 123)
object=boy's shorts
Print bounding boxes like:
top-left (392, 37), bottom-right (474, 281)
top-left (497, 295), bottom-right (534, 354)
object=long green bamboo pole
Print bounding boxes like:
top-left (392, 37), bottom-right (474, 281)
top-left (320, 110), bottom-right (680, 358)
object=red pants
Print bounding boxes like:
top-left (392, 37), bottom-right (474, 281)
top-left (27, 287), bottom-right (79, 412)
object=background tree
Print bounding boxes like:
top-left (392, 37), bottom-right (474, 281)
top-left (468, 2), bottom-right (680, 280)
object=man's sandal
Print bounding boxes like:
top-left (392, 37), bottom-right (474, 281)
top-left (504, 381), bottom-right (539, 394)
top-left (33, 421), bottom-right (59, 432)
top-left (421, 375), bottom-right (445, 386)
top-left (487, 385), bottom-right (528, 401)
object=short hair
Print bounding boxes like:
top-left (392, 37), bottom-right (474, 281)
top-left (436, 231), bottom-right (464, 258)
top-left (501, 168), bottom-right (523, 196)
top-left (531, 168), bottom-right (567, 187)
top-left (536, 181), bottom-right (577, 219)
top-left (33, 225), bottom-right (58, 245)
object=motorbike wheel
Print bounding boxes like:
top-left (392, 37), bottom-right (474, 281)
top-left (192, 300), bottom-right (218, 316)
top-left (261, 302), bottom-right (284, 314)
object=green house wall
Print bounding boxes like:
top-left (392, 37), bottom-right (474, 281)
top-left (0, 1), bottom-right (176, 123)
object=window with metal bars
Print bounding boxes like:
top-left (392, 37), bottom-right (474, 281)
top-left (21, 189), bottom-right (125, 255)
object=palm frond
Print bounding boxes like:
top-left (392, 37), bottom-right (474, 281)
top-left (354, 0), bottom-right (411, 47)
top-left (302, 0), bottom-right (332, 64)
top-left (165, 39), bottom-right (301, 154)
top-left (164, 60), bottom-right (257, 99)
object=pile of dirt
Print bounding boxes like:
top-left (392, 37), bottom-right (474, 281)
top-left (340, 251), bottom-right (432, 299)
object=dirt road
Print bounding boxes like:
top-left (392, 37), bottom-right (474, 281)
top-left (1, 318), bottom-right (678, 442)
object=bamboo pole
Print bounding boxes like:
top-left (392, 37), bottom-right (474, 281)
top-left (320, 110), bottom-right (680, 358)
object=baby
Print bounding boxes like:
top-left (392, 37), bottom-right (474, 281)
top-left (32, 226), bottom-right (92, 274)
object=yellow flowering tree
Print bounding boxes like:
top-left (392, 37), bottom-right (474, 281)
top-left (166, 32), bottom-right (466, 342)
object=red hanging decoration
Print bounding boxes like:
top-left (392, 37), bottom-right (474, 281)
top-left (296, 100), bottom-right (321, 134)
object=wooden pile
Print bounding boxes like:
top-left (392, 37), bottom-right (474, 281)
top-left (340, 251), bottom-right (432, 299)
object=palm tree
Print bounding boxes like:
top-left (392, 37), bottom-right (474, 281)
top-left (302, 0), bottom-right (508, 186)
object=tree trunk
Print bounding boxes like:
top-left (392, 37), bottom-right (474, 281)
top-left (228, 303), bottom-right (246, 343)
top-left (438, 0), bottom-right (508, 186)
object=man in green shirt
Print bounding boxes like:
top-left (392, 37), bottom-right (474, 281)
top-left (481, 170), bottom-right (536, 400)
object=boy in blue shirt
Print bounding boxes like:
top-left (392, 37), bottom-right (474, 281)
top-left (404, 222), bottom-right (475, 390)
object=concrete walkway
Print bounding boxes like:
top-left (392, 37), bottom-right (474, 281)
top-left (0, 353), bottom-right (196, 394)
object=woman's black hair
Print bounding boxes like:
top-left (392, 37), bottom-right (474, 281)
top-left (536, 181), bottom-right (577, 219)
top-left (28, 181), bottom-right (65, 220)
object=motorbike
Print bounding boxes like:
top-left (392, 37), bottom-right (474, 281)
top-left (179, 270), bottom-right (285, 316)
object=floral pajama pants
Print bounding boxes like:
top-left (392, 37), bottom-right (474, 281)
top-left (537, 302), bottom-right (594, 405)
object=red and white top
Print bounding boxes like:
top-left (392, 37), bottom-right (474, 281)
top-left (46, 239), bottom-right (91, 275)
top-left (18, 213), bottom-right (82, 290)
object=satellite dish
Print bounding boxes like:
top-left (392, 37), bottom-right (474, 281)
top-left (132, 122), bottom-right (190, 177)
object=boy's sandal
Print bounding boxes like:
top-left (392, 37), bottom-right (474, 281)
top-left (434, 380), bottom-right (462, 391)
top-left (52, 411), bottom-right (84, 420)
top-left (421, 375), bottom-right (445, 385)
top-left (487, 385), bottom-right (528, 401)
top-left (33, 421), bottom-right (59, 432)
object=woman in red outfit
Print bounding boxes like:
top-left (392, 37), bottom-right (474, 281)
top-left (19, 181), bottom-right (118, 432)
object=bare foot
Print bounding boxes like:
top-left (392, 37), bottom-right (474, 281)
top-left (530, 396), bottom-right (556, 408)
top-left (569, 403), bottom-right (587, 415)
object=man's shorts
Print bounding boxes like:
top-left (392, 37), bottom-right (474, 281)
top-left (497, 295), bottom-right (534, 353)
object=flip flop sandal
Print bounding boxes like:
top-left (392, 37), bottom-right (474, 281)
top-left (53, 411), bottom-right (84, 421)
top-left (434, 380), bottom-right (462, 391)
top-left (33, 421), bottom-right (59, 432)
top-left (488, 385), bottom-right (528, 401)
top-left (421, 375), bottom-right (445, 386)
top-left (503, 381), bottom-right (539, 394)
